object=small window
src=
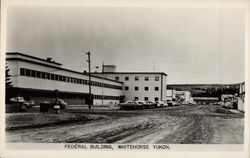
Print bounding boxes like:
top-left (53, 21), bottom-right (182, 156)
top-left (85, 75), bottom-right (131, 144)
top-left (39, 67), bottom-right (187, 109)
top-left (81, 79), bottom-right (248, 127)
top-left (155, 76), bottom-right (159, 81)
top-left (26, 69), bottom-right (30, 76)
top-left (51, 74), bottom-right (55, 80)
top-left (115, 76), bottom-right (119, 81)
top-left (134, 97), bottom-right (139, 100)
top-left (36, 71), bottom-right (41, 78)
top-left (59, 75), bottom-right (63, 81)
top-left (135, 87), bottom-right (139, 91)
top-left (41, 72), bottom-right (46, 79)
top-left (125, 86), bottom-right (129, 90)
top-left (145, 76), bottom-right (149, 81)
top-left (155, 87), bottom-right (159, 91)
top-left (145, 87), bottom-right (149, 91)
top-left (47, 73), bottom-right (51, 80)
top-left (20, 68), bottom-right (25, 76)
top-left (135, 76), bottom-right (139, 81)
top-left (154, 97), bottom-right (159, 102)
top-left (55, 75), bottom-right (59, 81)
top-left (144, 97), bottom-right (149, 101)
top-left (31, 70), bottom-right (36, 77)
top-left (125, 76), bottom-right (129, 81)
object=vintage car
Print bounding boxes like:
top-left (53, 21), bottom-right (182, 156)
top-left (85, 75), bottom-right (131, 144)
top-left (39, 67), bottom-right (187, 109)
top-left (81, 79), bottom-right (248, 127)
top-left (156, 101), bottom-right (166, 107)
top-left (10, 97), bottom-right (35, 108)
top-left (144, 101), bottom-right (158, 108)
top-left (118, 101), bottom-right (145, 109)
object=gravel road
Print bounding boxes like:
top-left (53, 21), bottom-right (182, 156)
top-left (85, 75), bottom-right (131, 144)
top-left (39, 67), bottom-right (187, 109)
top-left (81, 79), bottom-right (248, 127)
top-left (6, 104), bottom-right (244, 144)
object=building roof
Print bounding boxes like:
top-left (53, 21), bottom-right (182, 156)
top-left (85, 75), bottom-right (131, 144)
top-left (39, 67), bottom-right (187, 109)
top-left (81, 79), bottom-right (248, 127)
top-left (6, 52), bottom-right (62, 66)
top-left (93, 72), bottom-right (168, 76)
top-left (6, 52), bottom-right (123, 84)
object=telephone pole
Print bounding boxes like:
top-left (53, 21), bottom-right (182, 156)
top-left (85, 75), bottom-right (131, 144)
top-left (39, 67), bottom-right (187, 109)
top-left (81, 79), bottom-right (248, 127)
top-left (86, 51), bottom-right (92, 109)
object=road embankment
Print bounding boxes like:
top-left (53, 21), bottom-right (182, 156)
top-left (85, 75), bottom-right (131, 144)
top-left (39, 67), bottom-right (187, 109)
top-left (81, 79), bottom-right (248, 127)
top-left (5, 112), bottom-right (105, 131)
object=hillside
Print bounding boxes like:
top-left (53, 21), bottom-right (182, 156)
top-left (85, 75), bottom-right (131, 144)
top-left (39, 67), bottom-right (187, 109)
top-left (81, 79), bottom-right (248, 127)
top-left (167, 84), bottom-right (240, 98)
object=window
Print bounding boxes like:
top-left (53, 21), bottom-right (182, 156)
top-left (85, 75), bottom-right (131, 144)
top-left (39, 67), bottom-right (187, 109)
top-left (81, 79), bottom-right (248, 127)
top-left (154, 97), bottom-right (159, 102)
top-left (145, 76), bottom-right (149, 81)
top-left (134, 97), bottom-right (139, 100)
top-left (41, 72), bottom-right (45, 79)
top-left (46, 73), bottom-right (51, 79)
top-left (144, 97), bottom-right (149, 101)
top-left (125, 76), bottom-right (129, 81)
top-left (125, 86), bottom-right (129, 90)
top-left (51, 74), bottom-right (55, 80)
top-left (55, 75), bottom-right (59, 81)
top-left (135, 87), bottom-right (139, 91)
top-left (20, 68), bottom-right (25, 76)
top-left (115, 76), bottom-right (119, 81)
top-left (155, 76), bottom-right (159, 81)
top-left (36, 71), bottom-right (42, 78)
top-left (155, 87), bottom-right (159, 91)
top-left (145, 87), bottom-right (149, 91)
top-left (26, 69), bottom-right (30, 76)
top-left (135, 76), bottom-right (139, 81)
top-left (31, 70), bottom-right (36, 77)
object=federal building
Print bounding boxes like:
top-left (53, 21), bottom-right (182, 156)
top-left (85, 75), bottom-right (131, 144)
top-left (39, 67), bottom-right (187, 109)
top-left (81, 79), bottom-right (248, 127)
top-left (6, 52), bottom-right (168, 105)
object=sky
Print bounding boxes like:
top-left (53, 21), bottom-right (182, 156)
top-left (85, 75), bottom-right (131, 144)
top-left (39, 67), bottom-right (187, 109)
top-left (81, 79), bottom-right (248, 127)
top-left (6, 6), bottom-right (245, 84)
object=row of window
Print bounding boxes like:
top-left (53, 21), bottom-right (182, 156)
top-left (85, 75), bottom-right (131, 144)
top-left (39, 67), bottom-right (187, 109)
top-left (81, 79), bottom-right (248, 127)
top-left (124, 86), bottom-right (159, 91)
top-left (93, 95), bottom-right (120, 100)
top-left (115, 76), bottom-right (159, 81)
top-left (20, 68), bottom-right (122, 90)
top-left (134, 97), bottom-right (159, 102)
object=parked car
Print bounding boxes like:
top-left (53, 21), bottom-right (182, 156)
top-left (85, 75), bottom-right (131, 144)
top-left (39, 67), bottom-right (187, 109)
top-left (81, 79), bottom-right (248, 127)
top-left (217, 101), bottom-right (224, 106)
top-left (145, 101), bottom-right (158, 108)
top-left (118, 100), bottom-right (145, 109)
top-left (156, 101), bottom-right (165, 107)
top-left (166, 100), bottom-right (173, 106)
top-left (9, 97), bottom-right (35, 108)
top-left (162, 100), bottom-right (169, 107)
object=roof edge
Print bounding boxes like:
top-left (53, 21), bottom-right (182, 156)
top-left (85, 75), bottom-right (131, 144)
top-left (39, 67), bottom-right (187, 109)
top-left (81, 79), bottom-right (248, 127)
top-left (6, 52), bottom-right (62, 66)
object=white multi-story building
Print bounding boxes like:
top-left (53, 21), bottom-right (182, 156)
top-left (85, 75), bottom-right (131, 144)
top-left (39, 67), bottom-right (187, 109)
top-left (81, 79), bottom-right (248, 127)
top-left (93, 65), bottom-right (168, 102)
top-left (6, 52), bottom-right (123, 105)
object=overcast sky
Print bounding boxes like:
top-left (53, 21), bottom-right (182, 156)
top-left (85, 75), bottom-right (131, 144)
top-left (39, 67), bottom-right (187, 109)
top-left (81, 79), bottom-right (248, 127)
top-left (7, 6), bottom-right (245, 84)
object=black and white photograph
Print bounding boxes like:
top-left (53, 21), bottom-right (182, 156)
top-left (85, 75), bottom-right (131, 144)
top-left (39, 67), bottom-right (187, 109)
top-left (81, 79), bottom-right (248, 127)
top-left (0, 0), bottom-right (249, 157)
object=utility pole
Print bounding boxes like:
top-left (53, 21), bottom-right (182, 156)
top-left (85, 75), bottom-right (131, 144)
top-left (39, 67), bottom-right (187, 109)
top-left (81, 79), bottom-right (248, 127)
top-left (102, 61), bottom-right (104, 105)
top-left (86, 51), bottom-right (92, 109)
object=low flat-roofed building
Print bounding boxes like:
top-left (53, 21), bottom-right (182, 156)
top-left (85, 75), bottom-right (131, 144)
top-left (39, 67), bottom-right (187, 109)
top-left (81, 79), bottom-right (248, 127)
top-left (192, 97), bottom-right (219, 104)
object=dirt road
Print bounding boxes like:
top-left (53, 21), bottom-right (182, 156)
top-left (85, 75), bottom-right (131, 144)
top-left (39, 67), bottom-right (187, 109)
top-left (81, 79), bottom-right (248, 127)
top-left (6, 104), bottom-right (244, 144)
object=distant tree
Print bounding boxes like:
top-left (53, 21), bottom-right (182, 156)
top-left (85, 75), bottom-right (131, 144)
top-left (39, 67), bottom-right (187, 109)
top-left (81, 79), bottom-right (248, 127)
top-left (6, 64), bottom-right (12, 88)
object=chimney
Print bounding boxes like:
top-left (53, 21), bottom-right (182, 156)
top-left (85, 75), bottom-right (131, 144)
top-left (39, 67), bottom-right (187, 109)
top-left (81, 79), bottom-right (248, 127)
top-left (47, 57), bottom-right (53, 62)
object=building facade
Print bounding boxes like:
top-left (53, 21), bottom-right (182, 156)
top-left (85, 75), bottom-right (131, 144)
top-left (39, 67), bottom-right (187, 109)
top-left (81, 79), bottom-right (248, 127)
top-left (175, 91), bottom-right (192, 104)
top-left (93, 67), bottom-right (168, 102)
top-left (6, 52), bottom-right (123, 105)
top-left (166, 89), bottom-right (176, 100)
